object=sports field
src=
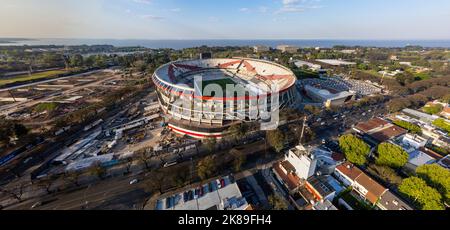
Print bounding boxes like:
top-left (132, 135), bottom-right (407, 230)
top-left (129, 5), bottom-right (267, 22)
top-left (0, 70), bottom-right (68, 86)
top-left (201, 78), bottom-right (237, 97)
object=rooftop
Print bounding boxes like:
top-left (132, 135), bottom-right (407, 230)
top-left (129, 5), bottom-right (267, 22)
top-left (354, 118), bottom-right (390, 133)
top-left (370, 125), bottom-right (407, 143)
top-left (336, 162), bottom-right (363, 181)
top-left (313, 200), bottom-right (338, 210)
top-left (306, 175), bottom-right (338, 200)
top-left (273, 162), bottom-right (302, 191)
top-left (379, 191), bottom-right (413, 210)
top-left (408, 150), bottom-right (438, 167)
top-left (354, 173), bottom-right (388, 205)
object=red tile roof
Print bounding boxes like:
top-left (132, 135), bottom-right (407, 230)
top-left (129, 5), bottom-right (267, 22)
top-left (337, 162), bottom-right (388, 205)
top-left (336, 162), bottom-right (363, 181)
top-left (354, 173), bottom-right (387, 205)
top-left (273, 162), bottom-right (301, 191)
top-left (370, 125), bottom-right (407, 142)
top-left (355, 118), bottom-right (389, 133)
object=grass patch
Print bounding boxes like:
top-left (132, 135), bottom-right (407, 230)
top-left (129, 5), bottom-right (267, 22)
top-left (35, 102), bottom-right (59, 112)
top-left (201, 78), bottom-right (237, 97)
top-left (339, 189), bottom-right (373, 210)
top-left (293, 69), bottom-right (320, 79)
top-left (414, 72), bottom-right (431, 81)
top-left (422, 104), bottom-right (443, 115)
top-left (0, 70), bottom-right (68, 86)
top-left (362, 70), bottom-right (383, 78)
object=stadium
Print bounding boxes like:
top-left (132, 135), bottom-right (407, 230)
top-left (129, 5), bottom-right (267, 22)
top-left (152, 58), bottom-right (298, 139)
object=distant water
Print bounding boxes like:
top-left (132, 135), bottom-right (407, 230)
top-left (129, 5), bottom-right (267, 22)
top-left (1, 38), bottom-right (450, 49)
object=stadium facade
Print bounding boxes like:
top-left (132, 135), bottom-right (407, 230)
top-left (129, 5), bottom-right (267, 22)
top-left (152, 58), bottom-right (298, 139)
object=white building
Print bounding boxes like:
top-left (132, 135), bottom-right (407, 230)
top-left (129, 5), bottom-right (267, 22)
top-left (253, 45), bottom-right (270, 53)
top-left (286, 145), bottom-right (317, 180)
top-left (404, 150), bottom-right (437, 172)
top-left (316, 59), bottom-right (356, 66)
top-left (294, 60), bottom-right (322, 71)
top-left (277, 45), bottom-right (299, 53)
top-left (402, 134), bottom-right (428, 150)
top-left (304, 84), bottom-right (355, 108)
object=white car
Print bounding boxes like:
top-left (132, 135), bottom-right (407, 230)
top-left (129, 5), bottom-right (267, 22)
top-left (129, 179), bottom-right (139, 185)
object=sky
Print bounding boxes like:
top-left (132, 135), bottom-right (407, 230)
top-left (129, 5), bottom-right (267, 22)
top-left (1, 0), bottom-right (450, 40)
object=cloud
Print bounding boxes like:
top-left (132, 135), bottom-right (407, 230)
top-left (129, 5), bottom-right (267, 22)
top-left (125, 9), bottom-right (131, 14)
top-left (239, 8), bottom-right (249, 12)
top-left (140, 14), bottom-right (164, 20)
top-left (258, 6), bottom-right (269, 13)
top-left (276, 0), bottom-right (323, 14)
top-left (133, 0), bottom-right (151, 4)
top-left (169, 8), bottom-right (181, 12)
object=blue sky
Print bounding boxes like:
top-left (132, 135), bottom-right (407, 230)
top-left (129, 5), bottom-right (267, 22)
top-left (1, 0), bottom-right (450, 39)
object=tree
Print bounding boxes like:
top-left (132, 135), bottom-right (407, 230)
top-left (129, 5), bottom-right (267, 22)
top-left (393, 120), bottom-right (421, 134)
top-left (89, 163), bottom-right (107, 180)
top-left (339, 134), bottom-right (370, 166)
top-left (367, 164), bottom-right (403, 186)
top-left (145, 169), bottom-right (166, 194)
top-left (36, 176), bottom-right (57, 194)
top-left (266, 129), bottom-right (285, 153)
top-left (69, 54), bottom-right (84, 68)
top-left (137, 148), bottom-right (152, 170)
top-left (172, 167), bottom-right (189, 188)
top-left (197, 156), bottom-right (216, 181)
top-left (0, 183), bottom-right (26, 202)
top-left (376, 142), bottom-right (409, 169)
top-left (398, 177), bottom-right (444, 210)
top-left (416, 164), bottom-right (450, 204)
top-left (386, 97), bottom-right (412, 113)
top-left (227, 123), bottom-right (248, 142)
top-left (423, 104), bottom-right (443, 115)
top-left (202, 137), bottom-right (217, 153)
top-left (432, 118), bottom-right (450, 133)
top-left (268, 194), bottom-right (288, 210)
top-left (64, 171), bottom-right (82, 187)
top-left (233, 153), bottom-right (246, 172)
top-left (304, 105), bottom-right (321, 115)
top-left (124, 158), bottom-right (134, 175)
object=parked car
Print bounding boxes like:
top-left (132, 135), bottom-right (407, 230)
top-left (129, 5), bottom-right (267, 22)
top-left (216, 179), bottom-right (222, 189)
top-left (31, 202), bottom-right (42, 209)
top-left (129, 179), bottom-right (139, 185)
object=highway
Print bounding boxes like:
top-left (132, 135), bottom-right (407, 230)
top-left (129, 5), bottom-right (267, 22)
top-left (0, 69), bottom-right (102, 92)
top-left (0, 69), bottom-right (120, 116)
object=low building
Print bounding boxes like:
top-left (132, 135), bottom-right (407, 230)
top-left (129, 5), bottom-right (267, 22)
top-left (404, 150), bottom-right (438, 172)
top-left (304, 84), bottom-right (355, 108)
top-left (402, 108), bottom-right (439, 124)
top-left (402, 134), bottom-right (429, 150)
top-left (253, 45), bottom-right (270, 53)
top-left (334, 162), bottom-right (413, 209)
top-left (432, 136), bottom-right (450, 149)
top-left (353, 118), bottom-right (407, 146)
top-left (155, 176), bottom-right (249, 210)
top-left (438, 155), bottom-right (450, 169)
top-left (316, 59), bottom-right (356, 66)
top-left (276, 45), bottom-right (299, 53)
top-left (305, 175), bottom-right (343, 203)
top-left (312, 199), bottom-right (338, 210)
top-left (378, 190), bottom-right (413, 210)
top-left (294, 60), bottom-right (322, 71)
top-left (272, 161), bottom-right (302, 192)
top-left (440, 107), bottom-right (450, 119)
top-left (199, 52), bottom-right (212, 59)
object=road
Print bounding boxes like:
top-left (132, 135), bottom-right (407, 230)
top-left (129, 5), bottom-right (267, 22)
top-left (0, 69), bottom-right (120, 116)
top-left (6, 171), bottom-right (151, 210)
